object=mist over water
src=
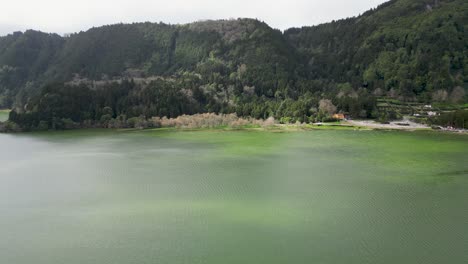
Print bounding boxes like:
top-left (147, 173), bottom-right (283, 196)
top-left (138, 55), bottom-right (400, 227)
top-left (1, 130), bottom-right (467, 263)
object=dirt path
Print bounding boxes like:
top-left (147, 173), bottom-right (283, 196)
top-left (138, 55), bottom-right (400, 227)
top-left (345, 119), bottom-right (430, 130)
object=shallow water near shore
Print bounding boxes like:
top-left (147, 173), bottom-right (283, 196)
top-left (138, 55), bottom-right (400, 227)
top-left (1, 129), bottom-right (467, 263)
top-left (0, 110), bottom-right (9, 122)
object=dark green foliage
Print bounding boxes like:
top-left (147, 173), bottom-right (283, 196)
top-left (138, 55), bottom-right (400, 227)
top-left (285, 0), bottom-right (467, 98)
top-left (8, 79), bottom-right (205, 130)
top-left (0, 30), bottom-right (64, 107)
top-left (430, 110), bottom-right (468, 128)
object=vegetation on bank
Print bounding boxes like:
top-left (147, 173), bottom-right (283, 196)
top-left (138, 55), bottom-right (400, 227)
top-left (1, 113), bottom-right (278, 132)
top-left (3, 81), bottom-right (348, 131)
top-left (429, 110), bottom-right (468, 129)
top-left (2, 111), bottom-right (449, 133)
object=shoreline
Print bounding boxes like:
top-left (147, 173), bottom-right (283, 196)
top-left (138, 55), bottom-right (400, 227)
top-left (141, 122), bottom-right (466, 134)
top-left (344, 119), bottom-right (430, 131)
top-left (1, 114), bottom-right (466, 134)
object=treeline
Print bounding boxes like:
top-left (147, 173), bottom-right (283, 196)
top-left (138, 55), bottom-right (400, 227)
top-left (2, 111), bottom-right (276, 132)
top-left (8, 80), bottom-right (197, 131)
top-left (6, 79), bottom-right (377, 131)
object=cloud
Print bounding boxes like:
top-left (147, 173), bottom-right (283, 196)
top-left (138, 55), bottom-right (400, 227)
top-left (0, 0), bottom-right (388, 35)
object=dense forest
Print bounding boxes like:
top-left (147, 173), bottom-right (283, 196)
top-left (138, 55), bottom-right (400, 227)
top-left (0, 0), bottom-right (467, 131)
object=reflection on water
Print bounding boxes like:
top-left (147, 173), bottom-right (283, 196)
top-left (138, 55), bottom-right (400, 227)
top-left (1, 130), bottom-right (467, 264)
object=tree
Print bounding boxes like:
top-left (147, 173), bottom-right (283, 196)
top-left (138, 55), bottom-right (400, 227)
top-left (450, 86), bottom-right (466, 103)
top-left (319, 99), bottom-right (337, 116)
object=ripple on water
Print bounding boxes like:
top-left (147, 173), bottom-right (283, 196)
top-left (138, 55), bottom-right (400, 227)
top-left (0, 130), bottom-right (467, 264)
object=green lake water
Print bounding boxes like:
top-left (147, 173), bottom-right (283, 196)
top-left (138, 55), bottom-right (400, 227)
top-left (1, 129), bottom-right (467, 263)
top-left (0, 110), bottom-right (9, 122)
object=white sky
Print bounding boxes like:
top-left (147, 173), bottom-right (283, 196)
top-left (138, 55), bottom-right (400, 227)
top-left (0, 0), bottom-right (388, 36)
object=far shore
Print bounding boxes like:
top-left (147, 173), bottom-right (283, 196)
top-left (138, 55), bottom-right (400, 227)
top-left (86, 122), bottom-right (468, 134)
top-left (2, 121), bottom-right (467, 134)
top-left (1, 111), bottom-right (466, 134)
top-left (344, 119), bottom-right (430, 130)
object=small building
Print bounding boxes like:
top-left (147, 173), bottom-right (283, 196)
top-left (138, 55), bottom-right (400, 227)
top-left (332, 113), bottom-right (346, 120)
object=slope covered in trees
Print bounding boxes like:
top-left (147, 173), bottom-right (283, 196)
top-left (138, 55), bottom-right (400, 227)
top-left (0, 0), bottom-right (466, 130)
top-left (285, 0), bottom-right (467, 102)
top-left (1, 19), bottom-right (298, 110)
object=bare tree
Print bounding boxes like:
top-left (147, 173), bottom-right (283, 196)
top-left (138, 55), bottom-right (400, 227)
top-left (432, 90), bottom-right (448, 102)
top-left (449, 86), bottom-right (465, 103)
top-left (319, 99), bottom-right (337, 116)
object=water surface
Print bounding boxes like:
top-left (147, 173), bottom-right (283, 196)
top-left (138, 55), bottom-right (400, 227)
top-left (1, 129), bottom-right (467, 263)
top-left (0, 110), bottom-right (9, 122)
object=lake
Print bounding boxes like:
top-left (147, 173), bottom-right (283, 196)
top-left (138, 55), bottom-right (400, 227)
top-left (1, 129), bottom-right (467, 263)
top-left (0, 110), bottom-right (9, 122)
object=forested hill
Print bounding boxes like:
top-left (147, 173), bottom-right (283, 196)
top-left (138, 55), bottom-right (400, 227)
top-left (0, 19), bottom-right (298, 109)
top-left (285, 0), bottom-right (467, 101)
top-left (1, 0), bottom-right (467, 130)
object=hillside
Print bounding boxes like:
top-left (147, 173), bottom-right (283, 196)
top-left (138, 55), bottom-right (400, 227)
top-left (285, 0), bottom-right (467, 101)
top-left (1, 19), bottom-right (298, 108)
top-left (0, 0), bottom-right (467, 131)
